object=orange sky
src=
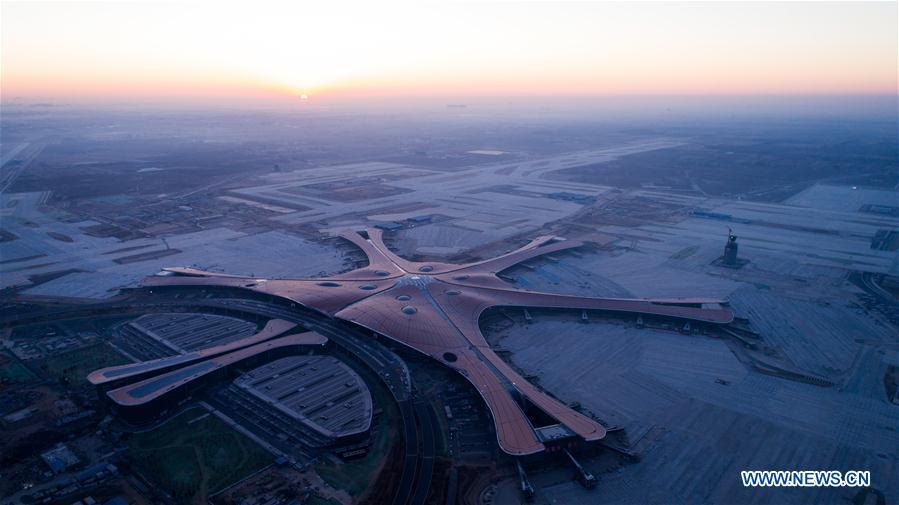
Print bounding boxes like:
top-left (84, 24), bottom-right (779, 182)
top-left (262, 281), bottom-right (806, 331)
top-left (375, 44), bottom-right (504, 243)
top-left (2, 1), bottom-right (896, 105)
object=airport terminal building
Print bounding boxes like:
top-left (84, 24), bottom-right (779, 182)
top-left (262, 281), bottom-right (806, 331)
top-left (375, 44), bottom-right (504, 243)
top-left (225, 356), bottom-right (373, 449)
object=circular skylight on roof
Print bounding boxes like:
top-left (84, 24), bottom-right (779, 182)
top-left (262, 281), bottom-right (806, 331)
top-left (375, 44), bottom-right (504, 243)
top-left (359, 284), bottom-right (377, 290)
top-left (375, 271), bottom-right (390, 277)
top-left (317, 281), bottom-right (341, 287)
top-left (396, 294), bottom-right (411, 301)
top-left (419, 265), bottom-right (434, 272)
top-left (401, 306), bottom-right (417, 315)
top-left (445, 290), bottom-right (460, 296)
top-left (453, 274), bottom-right (469, 280)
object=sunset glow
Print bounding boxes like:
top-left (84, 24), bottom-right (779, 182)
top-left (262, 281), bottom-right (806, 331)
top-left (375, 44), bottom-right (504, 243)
top-left (2, 1), bottom-right (896, 105)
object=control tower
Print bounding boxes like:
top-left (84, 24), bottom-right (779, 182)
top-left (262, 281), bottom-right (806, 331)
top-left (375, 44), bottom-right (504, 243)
top-left (724, 228), bottom-right (739, 266)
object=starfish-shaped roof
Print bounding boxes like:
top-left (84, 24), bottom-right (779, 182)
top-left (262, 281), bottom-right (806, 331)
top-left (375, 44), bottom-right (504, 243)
top-left (143, 228), bottom-right (734, 455)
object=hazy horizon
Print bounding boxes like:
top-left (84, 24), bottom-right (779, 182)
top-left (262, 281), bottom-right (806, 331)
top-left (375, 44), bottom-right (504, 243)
top-left (3, 1), bottom-right (896, 108)
top-left (3, 94), bottom-right (896, 127)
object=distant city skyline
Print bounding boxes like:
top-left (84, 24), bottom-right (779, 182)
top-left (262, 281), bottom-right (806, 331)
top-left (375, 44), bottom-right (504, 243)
top-left (2, 1), bottom-right (896, 106)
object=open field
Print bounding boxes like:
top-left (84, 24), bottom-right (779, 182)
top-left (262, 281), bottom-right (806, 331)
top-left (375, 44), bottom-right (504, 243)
top-left (127, 406), bottom-right (272, 503)
top-left (0, 353), bottom-right (38, 386)
top-left (42, 343), bottom-right (130, 386)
